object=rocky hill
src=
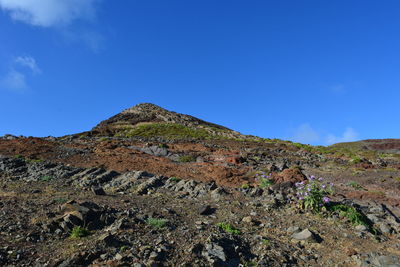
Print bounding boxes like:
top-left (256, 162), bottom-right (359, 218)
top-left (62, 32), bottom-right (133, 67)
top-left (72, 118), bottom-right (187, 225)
top-left (0, 103), bottom-right (399, 266)
top-left (331, 139), bottom-right (400, 154)
top-left (91, 103), bottom-right (250, 140)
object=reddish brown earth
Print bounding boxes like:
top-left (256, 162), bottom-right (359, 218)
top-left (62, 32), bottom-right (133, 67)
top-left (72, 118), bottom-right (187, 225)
top-left (1, 135), bottom-right (400, 207)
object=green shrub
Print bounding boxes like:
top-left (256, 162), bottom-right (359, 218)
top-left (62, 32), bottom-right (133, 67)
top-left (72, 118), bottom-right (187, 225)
top-left (146, 218), bottom-right (168, 229)
top-left (169, 177), bottom-right (181, 182)
top-left (40, 175), bottom-right (54, 182)
top-left (255, 172), bottom-right (274, 188)
top-left (295, 176), bottom-right (333, 213)
top-left (116, 123), bottom-right (214, 140)
top-left (217, 222), bottom-right (241, 235)
top-left (54, 197), bottom-right (68, 204)
top-left (261, 238), bottom-right (270, 245)
top-left (70, 226), bottom-right (91, 238)
top-left (350, 156), bottom-right (362, 164)
top-left (178, 155), bottom-right (196, 162)
top-left (259, 178), bottom-right (273, 188)
top-left (327, 204), bottom-right (370, 227)
top-left (346, 181), bottom-right (364, 190)
top-left (241, 183), bottom-right (250, 189)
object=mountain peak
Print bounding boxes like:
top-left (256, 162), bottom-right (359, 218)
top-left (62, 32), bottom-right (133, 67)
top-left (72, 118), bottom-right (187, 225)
top-left (91, 103), bottom-right (246, 140)
top-left (121, 103), bottom-right (166, 114)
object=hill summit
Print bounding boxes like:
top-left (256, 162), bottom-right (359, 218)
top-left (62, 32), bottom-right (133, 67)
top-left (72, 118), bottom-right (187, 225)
top-left (91, 103), bottom-right (249, 140)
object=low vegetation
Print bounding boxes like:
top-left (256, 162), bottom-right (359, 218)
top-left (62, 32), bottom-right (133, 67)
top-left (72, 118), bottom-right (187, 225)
top-left (327, 204), bottom-right (371, 227)
top-left (146, 218), bottom-right (168, 229)
top-left (295, 176), bottom-right (333, 213)
top-left (217, 222), bottom-right (241, 235)
top-left (115, 123), bottom-right (216, 140)
top-left (70, 226), bottom-right (91, 238)
top-left (40, 175), bottom-right (54, 182)
top-left (255, 172), bottom-right (274, 188)
top-left (178, 155), bottom-right (196, 163)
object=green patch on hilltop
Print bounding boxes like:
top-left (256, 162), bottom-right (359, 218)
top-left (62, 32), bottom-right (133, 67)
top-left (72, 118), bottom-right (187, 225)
top-left (115, 123), bottom-right (234, 140)
top-left (115, 123), bottom-right (216, 140)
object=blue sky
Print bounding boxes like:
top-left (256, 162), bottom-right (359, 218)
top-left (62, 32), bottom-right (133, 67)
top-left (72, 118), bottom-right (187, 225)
top-left (0, 0), bottom-right (399, 145)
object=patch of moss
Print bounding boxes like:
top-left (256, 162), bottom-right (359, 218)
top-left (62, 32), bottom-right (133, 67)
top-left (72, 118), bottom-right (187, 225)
top-left (327, 203), bottom-right (371, 227)
top-left (70, 226), bottom-right (91, 238)
top-left (115, 123), bottom-right (216, 140)
top-left (146, 218), bottom-right (168, 229)
top-left (217, 222), bottom-right (241, 235)
top-left (178, 155), bottom-right (196, 162)
top-left (40, 175), bottom-right (54, 182)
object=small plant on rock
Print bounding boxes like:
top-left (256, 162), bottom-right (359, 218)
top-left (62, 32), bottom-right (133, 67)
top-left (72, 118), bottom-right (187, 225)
top-left (169, 177), bottom-right (181, 182)
top-left (241, 183), bottom-right (250, 189)
top-left (347, 181), bottom-right (364, 190)
top-left (295, 175), bottom-right (333, 213)
top-left (255, 172), bottom-right (274, 188)
top-left (70, 226), bottom-right (91, 238)
top-left (146, 218), bottom-right (168, 229)
top-left (217, 222), bottom-right (241, 235)
top-left (178, 155), bottom-right (196, 163)
top-left (40, 175), bottom-right (54, 182)
top-left (327, 204), bottom-right (369, 227)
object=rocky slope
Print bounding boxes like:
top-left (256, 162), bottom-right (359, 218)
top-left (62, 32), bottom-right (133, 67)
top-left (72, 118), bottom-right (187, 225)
top-left (91, 103), bottom-right (248, 140)
top-left (331, 139), bottom-right (400, 154)
top-left (0, 103), bottom-right (400, 266)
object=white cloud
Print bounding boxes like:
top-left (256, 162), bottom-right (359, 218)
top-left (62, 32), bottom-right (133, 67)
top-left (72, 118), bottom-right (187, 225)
top-left (0, 0), bottom-right (98, 27)
top-left (0, 55), bottom-right (41, 92)
top-left (0, 70), bottom-right (28, 92)
top-left (326, 127), bottom-right (359, 145)
top-left (291, 124), bottom-right (359, 145)
top-left (15, 56), bottom-right (41, 74)
top-left (292, 123), bottom-right (321, 144)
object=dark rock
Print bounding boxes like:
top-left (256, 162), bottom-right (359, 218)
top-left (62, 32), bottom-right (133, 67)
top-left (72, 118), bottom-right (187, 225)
top-left (198, 205), bottom-right (215, 216)
top-left (91, 186), bottom-right (106, 195)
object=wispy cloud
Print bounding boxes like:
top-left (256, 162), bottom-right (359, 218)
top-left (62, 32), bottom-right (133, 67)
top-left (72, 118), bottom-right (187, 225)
top-left (291, 124), bottom-right (359, 145)
top-left (0, 0), bottom-right (104, 52)
top-left (292, 123), bottom-right (320, 144)
top-left (0, 55), bottom-right (41, 92)
top-left (0, 70), bottom-right (28, 92)
top-left (0, 0), bottom-right (99, 27)
top-left (15, 56), bottom-right (41, 74)
top-left (326, 127), bottom-right (359, 145)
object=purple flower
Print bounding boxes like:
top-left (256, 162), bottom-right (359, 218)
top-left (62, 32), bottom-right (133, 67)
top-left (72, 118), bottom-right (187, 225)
top-left (318, 177), bottom-right (324, 181)
top-left (307, 187), bottom-right (312, 192)
top-left (322, 184), bottom-right (326, 189)
top-left (304, 192), bottom-right (309, 196)
top-left (309, 175), bottom-right (315, 180)
top-left (299, 196), bottom-right (304, 200)
top-left (323, 196), bottom-right (331, 203)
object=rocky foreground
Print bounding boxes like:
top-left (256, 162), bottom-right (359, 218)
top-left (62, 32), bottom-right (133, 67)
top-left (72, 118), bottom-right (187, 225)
top-left (0, 103), bottom-right (400, 266)
top-left (0, 153), bottom-right (399, 267)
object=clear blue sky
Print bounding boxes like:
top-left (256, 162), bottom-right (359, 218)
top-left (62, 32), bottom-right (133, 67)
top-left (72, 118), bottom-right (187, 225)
top-left (0, 0), bottom-right (399, 145)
